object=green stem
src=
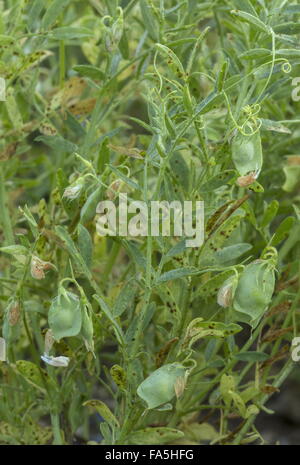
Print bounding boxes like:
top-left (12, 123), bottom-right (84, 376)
top-left (51, 411), bottom-right (64, 445)
top-left (0, 168), bottom-right (14, 245)
top-left (232, 360), bottom-right (294, 445)
top-left (116, 407), bottom-right (143, 445)
top-left (59, 40), bottom-right (65, 89)
top-left (104, 241), bottom-right (121, 276)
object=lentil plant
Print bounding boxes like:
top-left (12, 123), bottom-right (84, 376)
top-left (0, 0), bottom-right (300, 446)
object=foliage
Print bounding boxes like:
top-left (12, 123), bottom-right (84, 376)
top-left (0, 0), bottom-right (300, 445)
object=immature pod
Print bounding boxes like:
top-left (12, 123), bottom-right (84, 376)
top-left (231, 130), bottom-right (263, 176)
top-left (137, 363), bottom-right (187, 409)
top-left (232, 260), bottom-right (275, 327)
top-left (231, 308), bottom-right (262, 329)
top-left (48, 291), bottom-right (82, 341)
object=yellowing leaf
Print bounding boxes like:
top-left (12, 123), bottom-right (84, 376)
top-left (108, 144), bottom-right (144, 159)
top-left (83, 400), bottom-right (119, 427)
top-left (128, 427), bottom-right (184, 445)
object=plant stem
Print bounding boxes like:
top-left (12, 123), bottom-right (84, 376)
top-left (232, 360), bottom-right (294, 445)
top-left (51, 410), bottom-right (64, 445)
top-left (0, 168), bottom-right (14, 245)
top-left (59, 40), bottom-right (65, 89)
top-left (104, 241), bottom-right (120, 276)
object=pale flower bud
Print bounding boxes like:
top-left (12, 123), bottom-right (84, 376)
top-left (44, 329), bottom-right (55, 355)
top-left (106, 179), bottom-right (122, 200)
top-left (30, 255), bottom-right (55, 280)
top-left (236, 169), bottom-right (260, 187)
top-left (174, 375), bottom-right (186, 399)
top-left (8, 302), bottom-right (21, 326)
top-left (217, 276), bottom-right (238, 308)
top-left (62, 182), bottom-right (83, 200)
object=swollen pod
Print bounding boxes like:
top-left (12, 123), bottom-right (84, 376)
top-left (137, 362), bottom-right (187, 409)
top-left (232, 260), bottom-right (275, 327)
top-left (231, 130), bottom-right (263, 176)
top-left (48, 291), bottom-right (82, 341)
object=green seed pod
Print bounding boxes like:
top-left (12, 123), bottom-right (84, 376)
top-left (48, 291), bottom-right (82, 341)
top-left (231, 130), bottom-right (263, 176)
top-left (232, 260), bottom-right (275, 327)
top-left (137, 363), bottom-right (187, 409)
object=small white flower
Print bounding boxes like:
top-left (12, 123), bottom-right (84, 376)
top-left (41, 353), bottom-right (69, 367)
